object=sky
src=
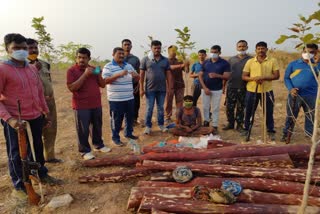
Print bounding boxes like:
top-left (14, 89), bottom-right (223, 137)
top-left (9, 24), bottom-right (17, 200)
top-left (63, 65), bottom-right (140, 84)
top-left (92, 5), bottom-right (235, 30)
top-left (0, 0), bottom-right (319, 60)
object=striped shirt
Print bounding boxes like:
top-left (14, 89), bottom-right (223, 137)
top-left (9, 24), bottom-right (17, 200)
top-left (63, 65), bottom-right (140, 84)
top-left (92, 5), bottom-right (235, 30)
top-left (102, 60), bottom-right (136, 101)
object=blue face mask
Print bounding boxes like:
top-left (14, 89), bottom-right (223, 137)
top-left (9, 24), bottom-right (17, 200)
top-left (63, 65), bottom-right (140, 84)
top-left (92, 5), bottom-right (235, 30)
top-left (11, 50), bottom-right (29, 61)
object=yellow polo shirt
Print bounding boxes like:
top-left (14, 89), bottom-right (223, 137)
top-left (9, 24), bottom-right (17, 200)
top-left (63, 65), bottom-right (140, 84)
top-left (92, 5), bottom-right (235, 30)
top-left (243, 57), bottom-right (279, 93)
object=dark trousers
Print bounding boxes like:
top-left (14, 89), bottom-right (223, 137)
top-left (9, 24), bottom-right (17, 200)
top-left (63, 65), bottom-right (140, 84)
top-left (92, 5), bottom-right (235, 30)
top-left (244, 90), bottom-right (275, 132)
top-left (226, 88), bottom-right (246, 126)
top-left (283, 94), bottom-right (316, 137)
top-left (109, 99), bottom-right (134, 142)
top-left (191, 83), bottom-right (202, 106)
top-left (133, 82), bottom-right (140, 121)
top-left (74, 107), bottom-right (104, 154)
top-left (1, 116), bottom-right (48, 190)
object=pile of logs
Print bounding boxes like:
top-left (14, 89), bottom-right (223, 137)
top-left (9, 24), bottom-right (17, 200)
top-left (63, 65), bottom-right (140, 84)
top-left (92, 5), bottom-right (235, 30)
top-left (79, 140), bottom-right (320, 213)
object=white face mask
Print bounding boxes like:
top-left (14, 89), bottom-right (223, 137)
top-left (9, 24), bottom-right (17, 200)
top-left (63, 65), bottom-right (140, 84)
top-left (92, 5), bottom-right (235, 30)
top-left (148, 51), bottom-right (154, 60)
top-left (11, 50), bottom-right (29, 61)
top-left (237, 50), bottom-right (247, 55)
top-left (210, 53), bottom-right (219, 59)
top-left (302, 52), bottom-right (314, 60)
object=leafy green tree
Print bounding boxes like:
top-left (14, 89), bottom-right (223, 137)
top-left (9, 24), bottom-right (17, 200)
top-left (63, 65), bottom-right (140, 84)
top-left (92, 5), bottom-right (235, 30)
top-left (275, 4), bottom-right (320, 213)
top-left (174, 26), bottom-right (196, 62)
top-left (57, 42), bottom-right (91, 63)
top-left (31, 16), bottom-right (55, 62)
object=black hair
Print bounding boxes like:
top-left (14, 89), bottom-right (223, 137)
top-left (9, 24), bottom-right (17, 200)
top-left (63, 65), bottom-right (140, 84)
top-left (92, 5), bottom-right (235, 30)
top-left (256, 41), bottom-right (268, 48)
top-left (151, 40), bottom-right (162, 47)
top-left (76, 47), bottom-right (91, 57)
top-left (211, 45), bottom-right (221, 52)
top-left (305, 43), bottom-right (318, 50)
top-left (198, 49), bottom-right (206, 54)
top-left (4, 33), bottom-right (27, 50)
top-left (121, 39), bottom-right (132, 45)
top-left (183, 95), bottom-right (194, 101)
top-left (237, 40), bottom-right (248, 46)
top-left (113, 47), bottom-right (124, 54)
top-left (26, 38), bottom-right (38, 45)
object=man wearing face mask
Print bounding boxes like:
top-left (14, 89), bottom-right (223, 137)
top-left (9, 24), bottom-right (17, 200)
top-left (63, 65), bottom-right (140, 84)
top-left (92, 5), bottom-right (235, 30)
top-left (242, 41), bottom-right (280, 141)
top-left (102, 47), bottom-right (140, 146)
top-left (281, 43), bottom-right (320, 142)
top-left (140, 40), bottom-right (172, 135)
top-left (170, 95), bottom-right (214, 136)
top-left (0, 33), bottom-right (61, 201)
top-left (26, 38), bottom-right (61, 163)
top-left (223, 40), bottom-right (252, 131)
top-left (199, 45), bottom-right (231, 133)
top-left (67, 48), bottom-right (110, 160)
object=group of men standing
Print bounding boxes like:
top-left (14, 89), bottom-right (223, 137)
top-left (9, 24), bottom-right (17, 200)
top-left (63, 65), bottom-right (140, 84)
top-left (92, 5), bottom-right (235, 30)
top-left (0, 32), bottom-right (319, 202)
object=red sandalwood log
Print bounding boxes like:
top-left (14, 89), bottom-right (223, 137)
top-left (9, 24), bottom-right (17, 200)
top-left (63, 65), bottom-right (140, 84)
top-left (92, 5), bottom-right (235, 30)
top-left (207, 139), bottom-right (237, 149)
top-left (192, 154), bottom-right (294, 168)
top-left (138, 196), bottom-right (320, 214)
top-left (83, 144), bottom-right (320, 167)
top-left (151, 208), bottom-right (173, 214)
top-left (128, 187), bottom-right (320, 210)
top-left (137, 177), bottom-right (320, 197)
top-left (150, 171), bottom-right (174, 181)
top-left (78, 168), bottom-right (149, 183)
top-left (142, 160), bottom-right (320, 183)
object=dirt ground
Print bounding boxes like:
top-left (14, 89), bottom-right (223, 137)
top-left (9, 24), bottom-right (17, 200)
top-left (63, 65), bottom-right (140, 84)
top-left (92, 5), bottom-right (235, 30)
top-left (0, 67), bottom-right (311, 214)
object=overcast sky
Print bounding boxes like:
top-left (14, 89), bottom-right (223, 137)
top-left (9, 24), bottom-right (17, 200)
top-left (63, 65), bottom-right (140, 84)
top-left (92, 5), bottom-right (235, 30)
top-left (0, 0), bottom-right (318, 60)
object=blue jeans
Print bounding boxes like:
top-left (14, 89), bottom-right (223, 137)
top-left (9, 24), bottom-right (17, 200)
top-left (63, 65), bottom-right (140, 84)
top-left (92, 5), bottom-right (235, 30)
top-left (145, 91), bottom-right (166, 128)
top-left (74, 107), bottom-right (105, 154)
top-left (244, 90), bottom-right (275, 132)
top-left (1, 116), bottom-right (48, 191)
top-left (109, 99), bottom-right (134, 143)
top-left (283, 94), bottom-right (316, 137)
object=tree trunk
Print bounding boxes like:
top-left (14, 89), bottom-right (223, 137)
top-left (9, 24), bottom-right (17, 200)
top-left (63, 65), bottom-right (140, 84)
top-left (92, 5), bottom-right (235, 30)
top-left (138, 196), bottom-right (320, 214)
top-left (78, 168), bottom-right (149, 183)
top-left (128, 186), bottom-right (320, 210)
top-left (142, 160), bottom-right (320, 183)
top-left (137, 177), bottom-right (320, 197)
top-left (192, 154), bottom-right (294, 168)
top-left (83, 144), bottom-right (320, 167)
top-left (207, 140), bottom-right (237, 149)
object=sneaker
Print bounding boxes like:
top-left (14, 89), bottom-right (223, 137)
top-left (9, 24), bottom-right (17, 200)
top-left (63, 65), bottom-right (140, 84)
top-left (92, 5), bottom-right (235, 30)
top-left (94, 146), bottom-right (111, 153)
top-left (268, 132), bottom-right (276, 141)
top-left (113, 141), bottom-right (125, 147)
top-left (236, 124), bottom-right (245, 131)
top-left (222, 124), bottom-right (234, 131)
top-left (203, 121), bottom-right (209, 127)
top-left (41, 174), bottom-right (63, 185)
top-left (83, 152), bottom-right (95, 160)
top-left (159, 125), bottom-right (168, 133)
top-left (280, 135), bottom-right (287, 142)
top-left (11, 189), bottom-right (28, 202)
top-left (125, 135), bottom-right (139, 140)
top-left (144, 127), bottom-right (151, 135)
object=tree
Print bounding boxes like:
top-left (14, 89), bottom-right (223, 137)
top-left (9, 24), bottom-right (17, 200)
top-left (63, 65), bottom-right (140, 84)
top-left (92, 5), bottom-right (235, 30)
top-left (275, 3), bottom-right (320, 213)
top-left (31, 16), bottom-right (55, 62)
top-left (57, 42), bottom-right (92, 63)
top-left (174, 26), bottom-right (196, 62)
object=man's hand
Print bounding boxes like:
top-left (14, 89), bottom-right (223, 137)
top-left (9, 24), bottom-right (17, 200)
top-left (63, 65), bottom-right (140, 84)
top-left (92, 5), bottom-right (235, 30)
top-left (204, 88), bottom-right (211, 95)
top-left (43, 115), bottom-right (52, 129)
top-left (130, 71), bottom-right (139, 78)
top-left (209, 73), bottom-right (219, 78)
top-left (290, 88), bottom-right (299, 97)
top-left (185, 127), bottom-right (193, 133)
top-left (35, 61), bottom-right (42, 71)
top-left (140, 89), bottom-right (145, 98)
top-left (84, 67), bottom-right (93, 77)
top-left (7, 118), bottom-right (19, 129)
